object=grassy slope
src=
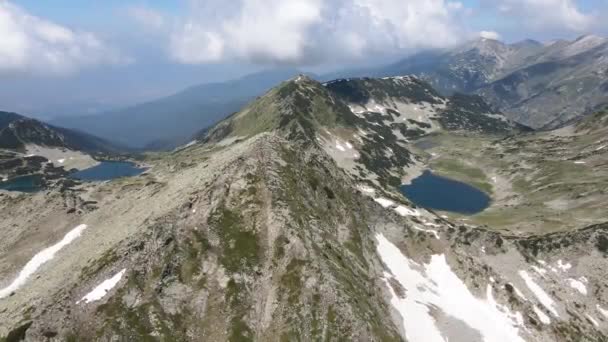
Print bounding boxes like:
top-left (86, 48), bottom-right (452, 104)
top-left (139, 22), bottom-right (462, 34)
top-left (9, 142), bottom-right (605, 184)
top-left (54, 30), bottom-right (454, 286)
top-left (414, 129), bottom-right (608, 234)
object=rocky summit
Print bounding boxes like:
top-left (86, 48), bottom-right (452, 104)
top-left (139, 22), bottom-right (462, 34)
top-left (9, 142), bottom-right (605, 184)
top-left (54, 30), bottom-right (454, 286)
top-left (1, 74), bottom-right (608, 342)
top-left (379, 35), bottom-right (608, 129)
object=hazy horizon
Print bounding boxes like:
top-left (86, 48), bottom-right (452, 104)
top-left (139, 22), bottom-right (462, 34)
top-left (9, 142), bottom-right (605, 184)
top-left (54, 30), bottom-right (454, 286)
top-left (1, 0), bottom-right (607, 120)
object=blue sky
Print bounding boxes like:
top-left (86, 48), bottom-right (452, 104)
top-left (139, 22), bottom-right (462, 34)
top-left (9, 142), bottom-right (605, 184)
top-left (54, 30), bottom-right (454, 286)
top-left (0, 0), bottom-right (606, 118)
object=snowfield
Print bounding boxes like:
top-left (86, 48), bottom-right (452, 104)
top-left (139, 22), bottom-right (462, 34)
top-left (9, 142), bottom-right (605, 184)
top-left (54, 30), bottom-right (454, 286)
top-left (519, 270), bottom-right (559, 317)
top-left (376, 234), bottom-right (525, 342)
top-left (0, 224), bottom-right (88, 299)
top-left (78, 268), bottom-right (127, 304)
top-left (374, 197), bottom-right (395, 208)
top-left (567, 278), bottom-right (588, 295)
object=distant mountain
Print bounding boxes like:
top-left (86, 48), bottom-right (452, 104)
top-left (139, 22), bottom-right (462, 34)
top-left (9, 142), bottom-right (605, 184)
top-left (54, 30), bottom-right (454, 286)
top-left (0, 111), bottom-right (122, 154)
top-left (51, 69), bottom-right (306, 150)
top-left (355, 35), bottom-right (608, 129)
top-left (359, 38), bottom-right (543, 95)
top-left (478, 35), bottom-right (608, 129)
top-left (4, 72), bottom-right (608, 342)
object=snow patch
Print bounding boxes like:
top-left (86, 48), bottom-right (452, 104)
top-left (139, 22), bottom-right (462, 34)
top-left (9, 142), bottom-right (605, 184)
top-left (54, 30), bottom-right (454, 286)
top-left (556, 260), bottom-right (572, 272)
top-left (597, 305), bottom-right (608, 319)
top-left (574, 161), bottom-right (587, 164)
top-left (567, 278), bottom-right (587, 295)
top-left (533, 306), bottom-right (551, 324)
top-left (596, 145), bottom-right (607, 151)
top-left (376, 234), bottom-right (525, 342)
top-left (374, 197), bottom-right (394, 208)
top-left (78, 268), bottom-right (126, 304)
top-left (519, 270), bottom-right (559, 317)
top-left (411, 225), bottom-right (440, 240)
top-left (0, 224), bottom-right (88, 299)
top-left (57, 159), bottom-right (66, 164)
top-left (394, 205), bottom-right (420, 217)
top-left (531, 265), bottom-right (548, 276)
top-left (586, 314), bottom-right (599, 327)
top-left (358, 185), bottom-right (375, 194)
top-left (511, 284), bottom-right (527, 301)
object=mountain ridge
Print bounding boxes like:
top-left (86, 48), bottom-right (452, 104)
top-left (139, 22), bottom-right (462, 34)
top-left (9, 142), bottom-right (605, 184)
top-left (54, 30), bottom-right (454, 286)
top-left (1, 69), bottom-right (608, 342)
top-left (336, 35), bottom-right (608, 129)
top-left (51, 69), bottom-right (308, 149)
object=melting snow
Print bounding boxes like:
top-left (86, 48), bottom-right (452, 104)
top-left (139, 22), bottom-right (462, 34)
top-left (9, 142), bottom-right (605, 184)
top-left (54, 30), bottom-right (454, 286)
top-left (533, 306), bottom-right (551, 324)
top-left (574, 161), bottom-right (587, 164)
top-left (411, 226), bottom-right (440, 240)
top-left (57, 159), bottom-right (66, 164)
top-left (345, 142), bottom-right (353, 149)
top-left (596, 145), bottom-right (607, 151)
top-left (374, 197), bottom-right (394, 208)
top-left (556, 260), bottom-right (572, 272)
top-left (568, 278), bottom-right (587, 295)
top-left (511, 284), bottom-right (527, 301)
top-left (78, 269), bottom-right (126, 304)
top-left (531, 265), bottom-right (548, 276)
top-left (519, 270), bottom-right (559, 317)
top-left (376, 234), bottom-right (525, 342)
top-left (597, 305), bottom-right (608, 319)
top-left (358, 185), bottom-right (375, 194)
top-left (394, 205), bottom-right (420, 217)
top-left (586, 314), bottom-right (599, 327)
top-left (0, 224), bottom-right (88, 299)
top-left (335, 142), bottom-right (346, 152)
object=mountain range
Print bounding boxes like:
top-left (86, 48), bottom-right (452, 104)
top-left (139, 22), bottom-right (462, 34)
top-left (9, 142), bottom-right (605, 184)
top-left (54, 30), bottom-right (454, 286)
top-left (373, 35), bottom-right (608, 129)
top-left (0, 111), bottom-right (125, 184)
top-left (44, 35), bottom-right (608, 150)
top-left (51, 69), bottom-right (306, 149)
top-left (2, 73), bottom-right (608, 341)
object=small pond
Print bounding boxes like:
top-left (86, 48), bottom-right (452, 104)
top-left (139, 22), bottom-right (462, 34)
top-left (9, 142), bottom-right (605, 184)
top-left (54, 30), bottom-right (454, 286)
top-left (70, 161), bottom-right (146, 182)
top-left (0, 175), bottom-right (44, 193)
top-left (400, 170), bottom-right (490, 215)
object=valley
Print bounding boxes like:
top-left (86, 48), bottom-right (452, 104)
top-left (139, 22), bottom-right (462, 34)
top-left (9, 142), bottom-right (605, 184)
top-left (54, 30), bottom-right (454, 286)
top-left (0, 74), bottom-right (607, 342)
top-left (2, 2), bottom-right (608, 341)
top-left (411, 113), bottom-right (608, 234)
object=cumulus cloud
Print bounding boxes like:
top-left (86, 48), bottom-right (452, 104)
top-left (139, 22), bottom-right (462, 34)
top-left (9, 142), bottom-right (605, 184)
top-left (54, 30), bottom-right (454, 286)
top-left (479, 30), bottom-right (501, 40)
top-left (0, 2), bottom-right (128, 75)
top-left (168, 0), bottom-right (470, 65)
top-left (491, 0), bottom-right (595, 32)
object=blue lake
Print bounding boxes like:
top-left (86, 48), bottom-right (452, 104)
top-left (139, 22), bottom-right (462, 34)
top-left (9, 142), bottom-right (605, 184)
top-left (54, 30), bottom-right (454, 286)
top-left (0, 175), bottom-right (44, 192)
top-left (400, 170), bottom-right (490, 215)
top-left (70, 161), bottom-right (146, 182)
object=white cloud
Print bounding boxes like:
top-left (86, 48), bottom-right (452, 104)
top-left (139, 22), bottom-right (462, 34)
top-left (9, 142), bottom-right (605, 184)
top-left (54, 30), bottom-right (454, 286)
top-left (480, 30), bottom-right (501, 40)
top-left (0, 2), bottom-right (129, 75)
top-left (492, 0), bottom-right (595, 32)
top-left (168, 0), bottom-right (470, 65)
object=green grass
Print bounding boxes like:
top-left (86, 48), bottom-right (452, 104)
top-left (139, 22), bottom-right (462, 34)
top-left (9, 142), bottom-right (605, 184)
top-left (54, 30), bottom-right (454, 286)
top-left (209, 205), bottom-right (260, 274)
top-left (430, 158), bottom-right (493, 194)
top-left (280, 259), bottom-right (307, 305)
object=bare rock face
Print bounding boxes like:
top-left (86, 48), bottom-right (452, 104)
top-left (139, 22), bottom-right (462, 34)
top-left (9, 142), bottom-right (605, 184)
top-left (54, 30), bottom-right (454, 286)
top-left (1, 76), bottom-right (607, 341)
top-left (379, 36), bottom-right (608, 129)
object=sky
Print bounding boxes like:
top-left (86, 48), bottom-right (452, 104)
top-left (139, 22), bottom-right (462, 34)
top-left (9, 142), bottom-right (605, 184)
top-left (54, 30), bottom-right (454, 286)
top-left (0, 0), bottom-right (607, 119)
